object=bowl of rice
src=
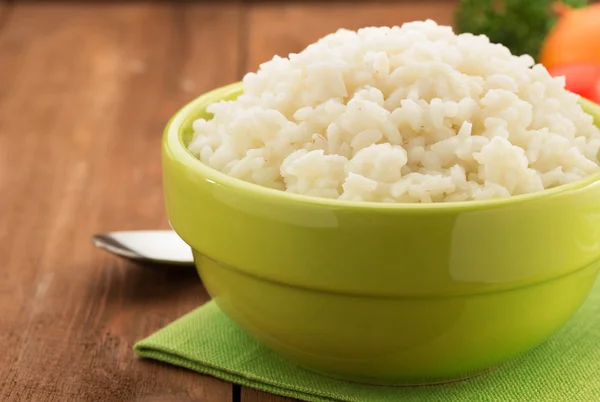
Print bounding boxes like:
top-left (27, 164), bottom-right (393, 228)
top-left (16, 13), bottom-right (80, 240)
top-left (163, 21), bottom-right (600, 385)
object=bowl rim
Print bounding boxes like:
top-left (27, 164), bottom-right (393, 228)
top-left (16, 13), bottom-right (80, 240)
top-left (164, 81), bottom-right (600, 212)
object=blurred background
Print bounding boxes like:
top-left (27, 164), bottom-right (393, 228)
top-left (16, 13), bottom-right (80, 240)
top-left (2, 0), bottom-right (598, 239)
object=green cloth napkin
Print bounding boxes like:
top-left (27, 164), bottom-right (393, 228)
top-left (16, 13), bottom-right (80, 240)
top-left (134, 279), bottom-right (600, 402)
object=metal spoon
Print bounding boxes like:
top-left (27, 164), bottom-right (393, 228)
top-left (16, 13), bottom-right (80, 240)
top-left (92, 230), bottom-right (194, 266)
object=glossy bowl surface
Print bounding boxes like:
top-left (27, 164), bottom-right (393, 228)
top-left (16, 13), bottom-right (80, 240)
top-left (163, 82), bottom-right (600, 384)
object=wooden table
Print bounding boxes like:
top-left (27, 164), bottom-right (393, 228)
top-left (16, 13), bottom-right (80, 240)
top-left (0, 1), bottom-right (456, 400)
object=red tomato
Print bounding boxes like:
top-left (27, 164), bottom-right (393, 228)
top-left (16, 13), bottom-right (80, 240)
top-left (547, 63), bottom-right (600, 104)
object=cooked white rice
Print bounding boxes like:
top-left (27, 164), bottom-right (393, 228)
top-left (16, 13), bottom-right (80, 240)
top-left (188, 20), bottom-right (600, 203)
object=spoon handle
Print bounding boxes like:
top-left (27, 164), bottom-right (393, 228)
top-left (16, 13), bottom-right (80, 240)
top-left (92, 230), bottom-right (194, 265)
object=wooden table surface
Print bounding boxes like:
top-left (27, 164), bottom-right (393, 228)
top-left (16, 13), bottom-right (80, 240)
top-left (0, 1), bottom-right (456, 401)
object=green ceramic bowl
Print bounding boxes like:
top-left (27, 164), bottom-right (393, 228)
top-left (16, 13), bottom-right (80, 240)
top-left (163, 82), bottom-right (600, 385)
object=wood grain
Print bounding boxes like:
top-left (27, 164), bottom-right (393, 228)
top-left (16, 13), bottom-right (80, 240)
top-left (0, 1), bottom-right (7, 19)
top-left (0, 1), bottom-right (461, 402)
top-left (0, 2), bottom-right (241, 401)
top-left (245, 1), bottom-right (457, 71)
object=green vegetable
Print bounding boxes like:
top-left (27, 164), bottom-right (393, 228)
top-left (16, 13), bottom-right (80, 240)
top-left (454, 0), bottom-right (588, 60)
